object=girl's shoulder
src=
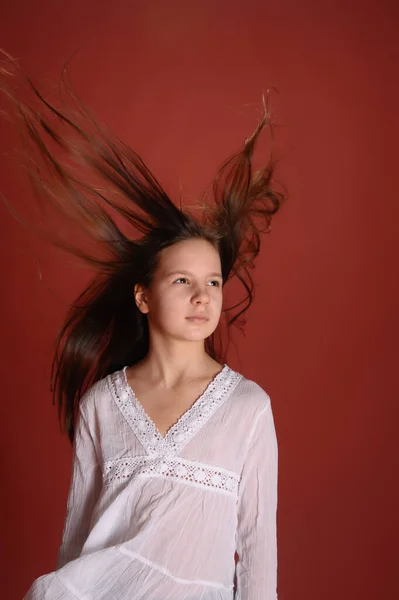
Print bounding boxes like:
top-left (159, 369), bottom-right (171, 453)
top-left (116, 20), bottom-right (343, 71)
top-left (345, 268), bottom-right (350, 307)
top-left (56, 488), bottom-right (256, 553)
top-left (228, 366), bottom-right (273, 416)
top-left (78, 369), bottom-right (118, 417)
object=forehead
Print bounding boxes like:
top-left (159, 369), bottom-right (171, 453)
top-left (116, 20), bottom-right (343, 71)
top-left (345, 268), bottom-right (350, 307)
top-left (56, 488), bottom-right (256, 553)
top-left (157, 239), bottom-right (221, 273)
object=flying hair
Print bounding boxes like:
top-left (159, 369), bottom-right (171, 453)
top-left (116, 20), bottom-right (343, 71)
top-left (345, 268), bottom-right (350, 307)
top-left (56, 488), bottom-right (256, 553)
top-left (0, 50), bottom-right (287, 441)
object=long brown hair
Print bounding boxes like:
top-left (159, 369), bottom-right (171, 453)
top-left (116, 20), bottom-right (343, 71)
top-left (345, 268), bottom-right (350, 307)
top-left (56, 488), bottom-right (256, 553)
top-left (0, 51), bottom-right (286, 441)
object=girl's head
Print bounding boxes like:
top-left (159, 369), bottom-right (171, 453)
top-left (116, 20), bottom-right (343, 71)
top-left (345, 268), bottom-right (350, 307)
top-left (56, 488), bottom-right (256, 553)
top-left (134, 236), bottom-right (223, 345)
top-left (0, 53), bottom-right (286, 440)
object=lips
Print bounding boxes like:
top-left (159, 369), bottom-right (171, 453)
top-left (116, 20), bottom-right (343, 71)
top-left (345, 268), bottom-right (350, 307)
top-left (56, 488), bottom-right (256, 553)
top-left (186, 315), bottom-right (209, 321)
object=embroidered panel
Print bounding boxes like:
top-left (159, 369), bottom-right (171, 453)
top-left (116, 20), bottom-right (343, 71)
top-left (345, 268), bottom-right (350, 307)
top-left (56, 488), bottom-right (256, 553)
top-left (103, 456), bottom-right (240, 498)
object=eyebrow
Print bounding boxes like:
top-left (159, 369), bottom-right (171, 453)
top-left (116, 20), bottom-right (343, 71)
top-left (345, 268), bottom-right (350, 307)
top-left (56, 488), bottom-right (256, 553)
top-left (165, 270), bottom-right (223, 279)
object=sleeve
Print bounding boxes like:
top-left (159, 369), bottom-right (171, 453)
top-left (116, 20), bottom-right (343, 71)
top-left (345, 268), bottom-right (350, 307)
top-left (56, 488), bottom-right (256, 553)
top-left (235, 399), bottom-right (279, 600)
top-left (56, 401), bottom-right (102, 569)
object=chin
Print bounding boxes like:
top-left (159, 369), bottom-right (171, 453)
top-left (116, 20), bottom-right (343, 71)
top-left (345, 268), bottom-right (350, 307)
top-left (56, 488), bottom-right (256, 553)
top-left (175, 324), bottom-right (214, 340)
top-left (183, 331), bottom-right (211, 341)
top-left (188, 325), bottom-right (218, 340)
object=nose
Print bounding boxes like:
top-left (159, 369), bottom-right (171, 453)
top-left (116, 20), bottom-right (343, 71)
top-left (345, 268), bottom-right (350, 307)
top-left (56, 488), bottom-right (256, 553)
top-left (191, 284), bottom-right (210, 305)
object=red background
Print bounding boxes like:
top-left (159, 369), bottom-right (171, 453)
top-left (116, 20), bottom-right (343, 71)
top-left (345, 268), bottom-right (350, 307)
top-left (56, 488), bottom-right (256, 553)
top-left (0, 1), bottom-right (398, 599)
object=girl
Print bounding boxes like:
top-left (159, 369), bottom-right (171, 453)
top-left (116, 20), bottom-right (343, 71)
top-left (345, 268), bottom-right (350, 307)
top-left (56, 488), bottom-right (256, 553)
top-left (1, 53), bottom-right (285, 599)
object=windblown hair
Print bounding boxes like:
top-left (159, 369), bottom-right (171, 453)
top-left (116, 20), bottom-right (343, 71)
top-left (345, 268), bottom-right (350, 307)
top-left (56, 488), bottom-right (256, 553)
top-left (0, 51), bottom-right (286, 441)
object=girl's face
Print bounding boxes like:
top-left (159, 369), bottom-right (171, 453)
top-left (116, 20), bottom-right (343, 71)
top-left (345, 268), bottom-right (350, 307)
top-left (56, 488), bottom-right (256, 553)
top-left (135, 238), bottom-right (223, 342)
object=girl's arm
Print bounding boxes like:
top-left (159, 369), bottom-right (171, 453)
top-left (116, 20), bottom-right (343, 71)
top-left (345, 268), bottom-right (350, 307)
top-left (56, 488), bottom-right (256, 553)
top-left (235, 398), bottom-right (279, 599)
top-left (56, 400), bottom-right (102, 569)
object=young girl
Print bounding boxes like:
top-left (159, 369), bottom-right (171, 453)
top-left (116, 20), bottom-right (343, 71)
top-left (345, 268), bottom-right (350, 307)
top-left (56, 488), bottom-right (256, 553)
top-left (1, 53), bottom-right (285, 600)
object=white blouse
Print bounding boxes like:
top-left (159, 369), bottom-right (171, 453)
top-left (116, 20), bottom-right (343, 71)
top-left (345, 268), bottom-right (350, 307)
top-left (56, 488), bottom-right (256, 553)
top-left (25, 364), bottom-right (278, 599)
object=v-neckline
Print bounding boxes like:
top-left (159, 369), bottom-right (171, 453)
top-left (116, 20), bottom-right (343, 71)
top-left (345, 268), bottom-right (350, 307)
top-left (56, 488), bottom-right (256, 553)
top-left (122, 363), bottom-right (229, 440)
top-left (108, 362), bottom-right (242, 457)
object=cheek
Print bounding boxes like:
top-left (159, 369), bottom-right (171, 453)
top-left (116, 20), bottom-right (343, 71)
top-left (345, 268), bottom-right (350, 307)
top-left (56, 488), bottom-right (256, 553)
top-left (214, 287), bottom-right (223, 303)
top-left (156, 287), bottom-right (186, 314)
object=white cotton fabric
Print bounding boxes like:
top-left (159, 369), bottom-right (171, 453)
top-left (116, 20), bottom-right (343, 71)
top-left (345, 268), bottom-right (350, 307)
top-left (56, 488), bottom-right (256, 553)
top-left (24, 364), bottom-right (278, 600)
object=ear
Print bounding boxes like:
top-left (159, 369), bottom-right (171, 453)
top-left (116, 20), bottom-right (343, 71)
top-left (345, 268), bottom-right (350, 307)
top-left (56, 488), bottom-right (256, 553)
top-left (134, 283), bottom-right (150, 314)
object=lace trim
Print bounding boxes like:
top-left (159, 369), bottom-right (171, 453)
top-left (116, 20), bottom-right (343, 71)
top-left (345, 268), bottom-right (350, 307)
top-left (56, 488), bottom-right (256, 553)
top-left (108, 364), bottom-right (242, 457)
top-left (103, 456), bottom-right (240, 497)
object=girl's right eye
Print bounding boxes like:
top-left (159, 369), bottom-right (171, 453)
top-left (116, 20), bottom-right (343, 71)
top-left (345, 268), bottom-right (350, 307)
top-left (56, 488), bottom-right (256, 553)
top-left (174, 277), bottom-right (189, 284)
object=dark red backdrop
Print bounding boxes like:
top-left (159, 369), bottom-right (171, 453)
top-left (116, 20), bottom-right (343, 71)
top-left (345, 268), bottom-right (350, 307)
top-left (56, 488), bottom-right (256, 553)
top-left (0, 1), bottom-right (398, 599)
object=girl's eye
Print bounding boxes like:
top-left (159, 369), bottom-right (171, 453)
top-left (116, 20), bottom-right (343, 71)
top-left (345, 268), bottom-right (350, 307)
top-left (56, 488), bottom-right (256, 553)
top-left (173, 278), bottom-right (221, 287)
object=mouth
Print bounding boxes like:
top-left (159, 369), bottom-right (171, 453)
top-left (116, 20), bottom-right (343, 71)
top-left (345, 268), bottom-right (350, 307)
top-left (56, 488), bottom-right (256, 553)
top-left (186, 316), bottom-right (209, 323)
